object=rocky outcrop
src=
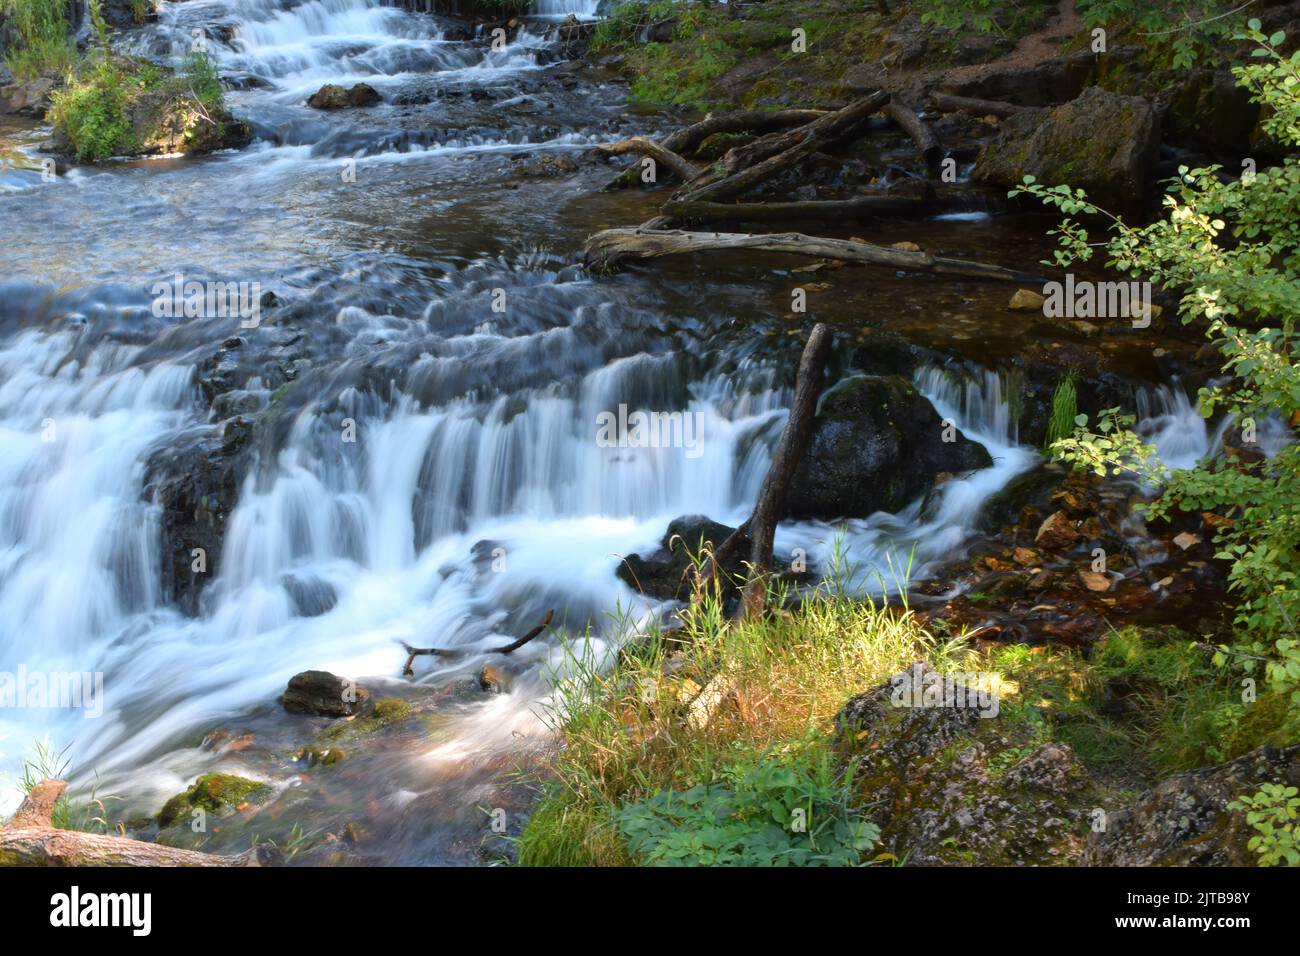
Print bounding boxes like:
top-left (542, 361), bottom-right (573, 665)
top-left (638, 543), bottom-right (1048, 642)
top-left (836, 664), bottom-right (1095, 865)
top-left (1, 76), bottom-right (55, 117)
top-left (786, 375), bottom-right (992, 520)
top-left (124, 89), bottom-right (253, 156)
top-left (975, 86), bottom-right (1159, 214)
top-left (1084, 744), bottom-right (1300, 866)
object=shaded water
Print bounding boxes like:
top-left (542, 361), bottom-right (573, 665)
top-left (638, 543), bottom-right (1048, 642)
top-left (0, 1), bottom-right (1224, 862)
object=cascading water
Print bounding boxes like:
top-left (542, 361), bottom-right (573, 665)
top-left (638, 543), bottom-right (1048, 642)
top-left (0, 0), bottom-right (1148, 861)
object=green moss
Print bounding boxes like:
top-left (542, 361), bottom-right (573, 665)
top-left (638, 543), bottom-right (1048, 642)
top-left (319, 696), bottom-right (414, 741)
top-left (157, 773), bottom-right (270, 827)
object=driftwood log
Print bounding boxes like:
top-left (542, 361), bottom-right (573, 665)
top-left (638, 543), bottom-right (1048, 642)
top-left (603, 109), bottom-right (829, 190)
top-left (401, 609), bottom-right (554, 676)
top-left (662, 195), bottom-right (975, 224)
top-left (592, 136), bottom-right (702, 184)
top-left (886, 101), bottom-right (942, 172)
top-left (677, 92), bottom-right (889, 203)
top-left (584, 228), bottom-right (1048, 283)
top-left (0, 780), bottom-right (274, 866)
top-left (928, 91), bottom-right (1027, 118)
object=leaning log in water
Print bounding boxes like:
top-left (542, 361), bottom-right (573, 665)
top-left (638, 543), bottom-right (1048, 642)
top-left (928, 91), bottom-right (1027, 118)
top-left (584, 227), bottom-right (1048, 283)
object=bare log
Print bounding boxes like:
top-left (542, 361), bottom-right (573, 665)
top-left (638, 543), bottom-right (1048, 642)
top-left (602, 110), bottom-right (828, 190)
top-left (928, 91), bottom-right (1026, 118)
top-left (401, 609), bottom-right (555, 675)
top-left (0, 780), bottom-right (273, 866)
top-left (886, 101), bottom-right (942, 172)
top-left (737, 324), bottom-right (833, 618)
top-left (664, 195), bottom-right (932, 224)
top-left (584, 228), bottom-right (1048, 283)
top-left (593, 137), bottom-right (702, 184)
top-left (677, 91), bottom-right (890, 204)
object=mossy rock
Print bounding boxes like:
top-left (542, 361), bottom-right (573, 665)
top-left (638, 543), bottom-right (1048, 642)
top-left (317, 696), bottom-right (414, 742)
top-left (157, 772), bottom-right (270, 828)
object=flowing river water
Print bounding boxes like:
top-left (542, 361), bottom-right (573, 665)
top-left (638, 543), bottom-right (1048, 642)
top-left (0, 1), bottom-right (1227, 862)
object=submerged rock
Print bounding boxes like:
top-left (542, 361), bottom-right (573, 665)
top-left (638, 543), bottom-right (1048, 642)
top-left (975, 86), bottom-right (1159, 214)
top-left (157, 772), bottom-right (270, 828)
top-left (786, 375), bottom-right (992, 520)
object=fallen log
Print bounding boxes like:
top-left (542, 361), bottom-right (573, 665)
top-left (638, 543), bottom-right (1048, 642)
top-left (736, 323), bottom-right (833, 618)
top-left (928, 91), bottom-right (1026, 118)
top-left (603, 109), bottom-right (828, 190)
top-left (886, 101), bottom-right (942, 172)
top-left (401, 609), bottom-right (555, 675)
top-left (0, 780), bottom-right (275, 866)
top-left (677, 91), bottom-right (890, 204)
top-left (592, 136), bottom-right (702, 184)
top-left (663, 195), bottom-right (933, 224)
top-left (584, 228), bottom-right (1049, 283)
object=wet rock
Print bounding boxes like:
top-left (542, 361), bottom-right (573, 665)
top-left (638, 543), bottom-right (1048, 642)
top-left (0, 76), bottom-right (55, 117)
top-left (616, 515), bottom-right (748, 602)
top-left (1083, 744), bottom-right (1300, 866)
top-left (125, 89), bottom-right (253, 156)
top-left (281, 670), bottom-right (370, 717)
top-left (145, 417), bottom-right (254, 615)
top-left (975, 86), bottom-right (1159, 215)
top-left (1077, 569), bottom-right (1111, 592)
top-left (1166, 69), bottom-right (1267, 158)
top-left (157, 772), bottom-right (270, 828)
top-left (1035, 510), bottom-right (1080, 551)
top-left (512, 154), bottom-right (578, 177)
top-left (308, 83), bottom-right (381, 109)
top-left (787, 375), bottom-right (992, 520)
top-left (281, 573), bottom-right (339, 618)
top-left (101, 0), bottom-right (157, 28)
top-left (1008, 288), bottom-right (1045, 311)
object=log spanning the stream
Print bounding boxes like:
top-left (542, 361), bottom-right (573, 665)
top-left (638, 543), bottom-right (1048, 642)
top-left (584, 228), bottom-right (1049, 283)
top-left (928, 91), bottom-right (1027, 118)
top-left (0, 780), bottom-right (276, 866)
top-left (663, 195), bottom-right (953, 224)
top-left (886, 101), bottom-right (942, 172)
top-left (400, 609), bottom-right (554, 676)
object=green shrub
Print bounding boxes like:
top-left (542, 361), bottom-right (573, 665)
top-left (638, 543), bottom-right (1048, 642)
top-left (1229, 783), bottom-right (1300, 866)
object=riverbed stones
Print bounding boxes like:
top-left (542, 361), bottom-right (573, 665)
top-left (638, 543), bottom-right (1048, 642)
top-left (307, 82), bottom-right (382, 109)
top-left (1035, 510), bottom-right (1079, 551)
top-left (786, 375), bottom-right (992, 520)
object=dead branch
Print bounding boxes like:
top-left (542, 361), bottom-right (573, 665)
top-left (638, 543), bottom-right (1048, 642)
top-left (584, 228), bottom-right (1048, 283)
top-left (676, 91), bottom-right (890, 203)
top-left (593, 137), bottom-right (703, 183)
top-left (928, 91), bottom-right (1026, 118)
top-left (0, 780), bottom-right (274, 866)
top-left (737, 323), bottom-right (833, 618)
top-left (401, 609), bottom-right (555, 675)
top-left (603, 109), bottom-right (828, 190)
top-left (886, 101), bottom-right (942, 172)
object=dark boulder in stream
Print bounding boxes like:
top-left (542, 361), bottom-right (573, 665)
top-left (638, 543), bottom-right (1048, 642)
top-left (281, 670), bottom-right (371, 718)
top-left (975, 86), bottom-right (1159, 214)
top-left (786, 375), bottom-right (992, 520)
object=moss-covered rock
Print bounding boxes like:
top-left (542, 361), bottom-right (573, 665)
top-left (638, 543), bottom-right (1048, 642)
top-left (156, 772), bottom-right (270, 828)
top-left (974, 86), bottom-right (1159, 215)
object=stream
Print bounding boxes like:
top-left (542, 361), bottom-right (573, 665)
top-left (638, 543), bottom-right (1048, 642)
top-left (0, 0), bottom-right (1222, 863)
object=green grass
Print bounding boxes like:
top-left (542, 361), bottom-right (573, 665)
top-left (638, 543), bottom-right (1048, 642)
top-left (1045, 370), bottom-right (1078, 450)
top-left (1, 0), bottom-right (76, 79)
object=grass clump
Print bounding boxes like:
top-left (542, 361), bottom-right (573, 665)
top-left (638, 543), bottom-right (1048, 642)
top-left (517, 546), bottom-right (965, 866)
top-left (1044, 369), bottom-right (1078, 450)
top-left (1, 0), bottom-right (76, 80)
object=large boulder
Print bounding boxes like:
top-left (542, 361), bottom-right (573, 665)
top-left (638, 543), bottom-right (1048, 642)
top-left (786, 375), bottom-right (992, 520)
top-left (974, 86), bottom-right (1159, 214)
top-left (307, 82), bottom-right (381, 109)
top-left (1083, 744), bottom-right (1300, 866)
top-left (281, 670), bottom-right (370, 718)
top-left (125, 89), bottom-right (252, 156)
